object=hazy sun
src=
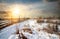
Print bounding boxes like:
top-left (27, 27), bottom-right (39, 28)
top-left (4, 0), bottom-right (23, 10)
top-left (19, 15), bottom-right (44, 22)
top-left (12, 5), bottom-right (20, 15)
top-left (9, 5), bottom-right (21, 18)
top-left (8, 4), bottom-right (28, 18)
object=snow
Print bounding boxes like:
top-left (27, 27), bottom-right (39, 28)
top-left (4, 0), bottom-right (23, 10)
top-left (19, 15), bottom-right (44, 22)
top-left (0, 19), bottom-right (60, 39)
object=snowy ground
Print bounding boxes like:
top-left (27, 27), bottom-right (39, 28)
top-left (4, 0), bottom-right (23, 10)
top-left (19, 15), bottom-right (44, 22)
top-left (0, 19), bottom-right (60, 39)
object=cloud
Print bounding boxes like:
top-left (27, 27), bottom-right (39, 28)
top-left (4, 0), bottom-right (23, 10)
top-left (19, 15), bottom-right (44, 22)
top-left (0, 0), bottom-right (42, 3)
top-left (0, 1), bottom-right (59, 18)
top-left (0, 0), bottom-right (58, 4)
top-left (30, 2), bottom-right (59, 17)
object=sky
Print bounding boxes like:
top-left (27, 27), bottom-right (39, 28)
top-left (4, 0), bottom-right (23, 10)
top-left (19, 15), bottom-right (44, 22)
top-left (0, 0), bottom-right (60, 18)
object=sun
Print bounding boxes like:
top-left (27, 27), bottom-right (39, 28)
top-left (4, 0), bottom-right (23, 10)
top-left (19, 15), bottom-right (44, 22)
top-left (8, 4), bottom-right (27, 18)
top-left (9, 5), bottom-right (20, 18)
top-left (12, 5), bottom-right (20, 15)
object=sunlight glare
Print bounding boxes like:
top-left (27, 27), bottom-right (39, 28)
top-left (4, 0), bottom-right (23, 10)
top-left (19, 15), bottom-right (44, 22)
top-left (11, 5), bottom-right (20, 18)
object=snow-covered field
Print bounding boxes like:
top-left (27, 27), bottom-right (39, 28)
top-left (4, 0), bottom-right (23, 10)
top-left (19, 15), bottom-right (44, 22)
top-left (0, 19), bottom-right (60, 39)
